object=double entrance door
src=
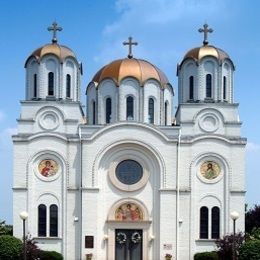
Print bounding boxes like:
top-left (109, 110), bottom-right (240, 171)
top-left (115, 229), bottom-right (143, 260)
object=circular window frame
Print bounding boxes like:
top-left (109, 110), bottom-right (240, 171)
top-left (109, 154), bottom-right (150, 192)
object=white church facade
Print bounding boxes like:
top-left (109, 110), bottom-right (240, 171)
top-left (13, 23), bottom-right (246, 260)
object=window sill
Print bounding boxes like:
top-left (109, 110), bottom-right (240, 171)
top-left (195, 238), bottom-right (217, 242)
top-left (34, 237), bottom-right (62, 240)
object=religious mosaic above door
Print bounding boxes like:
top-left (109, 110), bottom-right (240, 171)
top-left (200, 161), bottom-right (220, 180)
top-left (115, 203), bottom-right (143, 221)
top-left (38, 159), bottom-right (59, 177)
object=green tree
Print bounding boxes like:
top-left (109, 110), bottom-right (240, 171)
top-left (0, 220), bottom-right (13, 236)
top-left (245, 204), bottom-right (260, 233)
top-left (0, 235), bottom-right (22, 259)
top-left (239, 240), bottom-right (260, 260)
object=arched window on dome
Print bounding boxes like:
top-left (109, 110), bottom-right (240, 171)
top-left (66, 74), bottom-right (71, 98)
top-left (206, 74), bottom-right (212, 98)
top-left (126, 96), bottom-right (134, 120)
top-left (189, 76), bottom-right (194, 100)
top-left (48, 72), bottom-right (54, 96)
top-left (200, 206), bottom-right (208, 239)
top-left (223, 76), bottom-right (227, 100)
top-left (106, 97), bottom-right (112, 123)
top-left (211, 206), bottom-right (220, 239)
top-left (33, 74), bottom-right (37, 98)
top-left (92, 101), bottom-right (96, 125)
top-left (165, 102), bottom-right (168, 126)
top-left (38, 204), bottom-right (46, 237)
top-left (148, 98), bottom-right (154, 124)
top-left (50, 204), bottom-right (58, 237)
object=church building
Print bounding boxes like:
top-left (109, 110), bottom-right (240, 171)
top-left (13, 22), bottom-right (246, 260)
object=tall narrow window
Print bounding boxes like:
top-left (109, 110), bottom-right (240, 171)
top-left (189, 76), bottom-right (194, 100)
top-left (206, 74), bottom-right (212, 98)
top-left (200, 206), bottom-right (209, 239)
top-left (48, 72), bottom-right (54, 96)
top-left (50, 204), bottom-right (58, 237)
top-left (148, 98), bottom-right (154, 124)
top-left (126, 96), bottom-right (134, 120)
top-left (38, 204), bottom-right (47, 237)
top-left (211, 207), bottom-right (220, 239)
top-left (165, 102), bottom-right (168, 126)
top-left (106, 98), bottom-right (112, 123)
top-left (223, 76), bottom-right (226, 100)
top-left (66, 74), bottom-right (71, 98)
top-left (92, 101), bottom-right (96, 125)
top-left (33, 74), bottom-right (37, 98)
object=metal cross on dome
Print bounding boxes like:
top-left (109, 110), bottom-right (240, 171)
top-left (198, 23), bottom-right (213, 45)
top-left (123, 36), bottom-right (138, 59)
top-left (48, 22), bottom-right (63, 43)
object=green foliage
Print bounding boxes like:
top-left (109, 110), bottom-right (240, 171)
top-left (215, 232), bottom-right (244, 260)
top-left (0, 235), bottom-right (22, 259)
top-left (0, 220), bottom-right (13, 236)
top-left (239, 239), bottom-right (260, 260)
top-left (194, 251), bottom-right (219, 260)
top-left (245, 204), bottom-right (260, 233)
top-left (40, 250), bottom-right (63, 260)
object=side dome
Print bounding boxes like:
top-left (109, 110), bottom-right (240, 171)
top-left (92, 58), bottom-right (170, 88)
top-left (25, 43), bottom-right (77, 66)
top-left (180, 45), bottom-right (234, 68)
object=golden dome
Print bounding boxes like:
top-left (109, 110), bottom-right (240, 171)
top-left (92, 58), bottom-right (170, 88)
top-left (180, 45), bottom-right (234, 67)
top-left (25, 43), bottom-right (77, 66)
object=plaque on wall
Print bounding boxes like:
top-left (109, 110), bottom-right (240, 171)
top-left (85, 236), bottom-right (94, 248)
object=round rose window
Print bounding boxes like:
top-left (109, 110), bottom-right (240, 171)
top-left (116, 160), bottom-right (143, 185)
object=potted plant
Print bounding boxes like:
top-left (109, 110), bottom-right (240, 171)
top-left (165, 253), bottom-right (172, 260)
top-left (86, 253), bottom-right (93, 260)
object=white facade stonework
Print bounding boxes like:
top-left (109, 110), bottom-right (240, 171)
top-left (13, 32), bottom-right (246, 260)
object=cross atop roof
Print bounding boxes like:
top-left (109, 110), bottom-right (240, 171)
top-left (198, 23), bottom-right (213, 45)
top-left (48, 22), bottom-right (63, 43)
top-left (123, 36), bottom-right (138, 59)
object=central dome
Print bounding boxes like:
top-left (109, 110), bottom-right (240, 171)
top-left (92, 58), bottom-right (170, 88)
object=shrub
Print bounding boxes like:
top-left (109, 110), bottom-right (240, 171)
top-left (194, 251), bottom-right (219, 260)
top-left (239, 239), bottom-right (260, 260)
top-left (0, 235), bottom-right (22, 259)
top-left (40, 250), bottom-right (63, 260)
top-left (215, 232), bottom-right (244, 260)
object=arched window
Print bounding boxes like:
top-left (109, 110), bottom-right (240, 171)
top-left (211, 207), bottom-right (220, 239)
top-left (148, 98), bottom-right (154, 124)
top-left (106, 97), bottom-right (112, 123)
top-left (200, 206), bottom-right (209, 239)
top-left (165, 102), bottom-right (168, 126)
top-left (92, 101), bottom-right (96, 125)
top-left (126, 96), bottom-right (134, 120)
top-left (189, 76), bottom-right (194, 100)
top-left (33, 74), bottom-right (37, 98)
top-left (66, 74), bottom-right (71, 98)
top-left (223, 76), bottom-right (227, 100)
top-left (50, 204), bottom-right (58, 237)
top-left (48, 72), bottom-right (54, 96)
top-left (38, 204), bottom-right (46, 237)
top-left (206, 74), bottom-right (212, 98)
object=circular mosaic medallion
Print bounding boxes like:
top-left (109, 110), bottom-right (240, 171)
top-left (38, 159), bottom-right (59, 177)
top-left (116, 160), bottom-right (143, 185)
top-left (200, 161), bottom-right (220, 180)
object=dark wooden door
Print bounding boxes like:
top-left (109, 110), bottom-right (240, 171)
top-left (115, 229), bottom-right (142, 260)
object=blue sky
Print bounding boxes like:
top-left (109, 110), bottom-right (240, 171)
top-left (0, 0), bottom-right (260, 224)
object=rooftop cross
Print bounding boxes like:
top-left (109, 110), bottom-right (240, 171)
top-left (123, 36), bottom-right (138, 59)
top-left (198, 23), bottom-right (213, 45)
top-left (48, 22), bottom-right (63, 43)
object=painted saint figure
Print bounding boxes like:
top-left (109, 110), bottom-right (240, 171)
top-left (200, 161), bottom-right (220, 180)
top-left (115, 203), bottom-right (143, 221)
top-left (38, 159), bottom-right (58, 177)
